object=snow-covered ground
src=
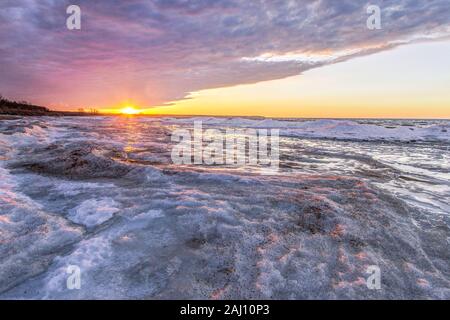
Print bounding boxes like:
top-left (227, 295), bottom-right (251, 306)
top-left (0, 116), bottom-right (449, 299)
top-left (165, 117), bottom-right (450, 142)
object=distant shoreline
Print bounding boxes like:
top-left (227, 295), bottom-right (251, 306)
top-left (0, 110), bottom-right (97, 117)
top-left (0, 96), bottom-right (103, 117)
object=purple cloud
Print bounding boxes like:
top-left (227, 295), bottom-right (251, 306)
top-left (1, 0), bottom-right (449, 109)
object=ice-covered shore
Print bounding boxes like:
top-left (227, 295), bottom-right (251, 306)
top-left (0, 116), bottom-right (449, 299)
top-left (165, 117), bottom-right (450, 142)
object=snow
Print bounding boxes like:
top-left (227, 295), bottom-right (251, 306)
top-left (0, 116), bottom-right (449, 299)
top-left (68, 198), bottom-right (120, 228)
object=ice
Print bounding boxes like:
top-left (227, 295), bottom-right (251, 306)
top-left (0, 166), bottom-right (82, 293)
top-left (53, 181), bottom-right (116, 197)
top-left (0, 116), bottom-right (449, 299)
top-left (68, 198), bottom-right (120, 228)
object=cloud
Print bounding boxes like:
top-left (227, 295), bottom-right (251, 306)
top-left (1, 0), bottom-right (450, 109)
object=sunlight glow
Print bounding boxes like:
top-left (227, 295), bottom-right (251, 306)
top-left (120, 106), bottom-right (140, 115)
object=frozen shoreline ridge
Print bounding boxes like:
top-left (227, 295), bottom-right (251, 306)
top-left (0, 116), bottom-right (449, 299)
top-left (164, 117), bottom-right (450, 142)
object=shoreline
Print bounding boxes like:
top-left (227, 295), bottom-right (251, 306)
top-left (0, 111), bottom-right (97, 118)
top-left (1, 112), bottom-right (449, 121)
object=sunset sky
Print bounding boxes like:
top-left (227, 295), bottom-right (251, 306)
top-left (1, 0), bottom-right (450, 118)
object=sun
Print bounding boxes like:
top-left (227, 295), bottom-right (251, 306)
top-left (120, 106), bottom-right (140, 115)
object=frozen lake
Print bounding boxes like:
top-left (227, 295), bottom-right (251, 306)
top-left (0, 116), bottom-right (449, 299)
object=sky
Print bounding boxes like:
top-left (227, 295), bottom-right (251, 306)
top-left (1, 0), bottom-right (450, 118)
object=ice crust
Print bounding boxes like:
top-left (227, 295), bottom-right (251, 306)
top-left (0, 116), bottom-right (449, 299)
top-left (165, 117), bottom-right (450, 142)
